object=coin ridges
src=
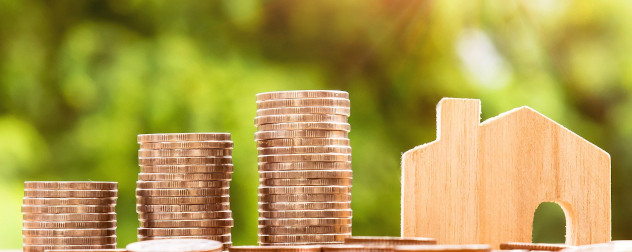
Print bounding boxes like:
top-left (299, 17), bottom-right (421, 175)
top-left (256, 90), bottom-right (349, 101)
top-left (258, 122), bottom-right (351, 132)
top-left (140, 165), bottom-right (234, 173)
top-left (255, 114), bottom-right (348, 125)
top-left (23, 197), bottom-right (117, 205)
top-left (22, 228), bottom-right (117, 237)
top-left (258, 202), bottom-right (351, 211)
top-left (259, 178), bottom-right (352, 186)
top-left (259, 193), bottom-right (351, 202)
top-left (22, 236), bottom-right (117, 245)
top-left (258, 154), bottom-right (351, 163)
top-left (255, 130), bottom-right (348, 140)
top-left (139, 157), bottom-right (232, 166)
top-left (258, 218), bottom-right (352, 226)
top-left (258, 146), bottom-right (351, 155)
top-left (138, 227), bottom-right (232, 236)
top-left (137, 133), bottom-right (231, 143)
top-left (139, 148), bottom-right (232, 157)
top-left (258, 162), bottom-right (352, 171)
top-left (256, 97), bottom-right (350, 109)
top-left (138, 211), bottom-right (232, 221)
top-left (22, 205), bottom-right (116, 214)
top-left (258, 234), bottom-right (350, 243)
top-left (23, 190), bottom-right (118, 198)
top-left (23, 213), bottom-right (117, 222)
top-left (256, 106), bottom-right (351, 116)
top-left (24, 182), bottom-right (117, 190)
top-left (138, 173), bottom-right (232, 181)
top-left (136, 204), bottom-right (230, 212)
top-left (140, 141), bottom-right (234, 149)
top-left (259, 210), bottom-right (353, 218)
top-left (136, 196), bottom-right (230, 205)
top-left (139, 219), bottom-right (234, 228)
top-left (259, 186), bottom-right (351, 194)
top-left (257, 138), bottom-right (350, 148)
top-left (22, 221), bottom-right (117, 229)
top-left (259, 225), bottom-right (352, 234)
top-left (259, 171), bottom-right (353, 179)
top-left (136, 188), bottom-right (229, 197)
top-left (136, 180), bottom-right (230, 189)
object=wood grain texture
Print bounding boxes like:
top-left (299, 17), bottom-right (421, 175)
top-left (401, 98), bottom-right (610, 248)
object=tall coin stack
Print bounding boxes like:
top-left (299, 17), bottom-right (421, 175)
top-left (22, 181), bottom-right (118, 252)
top-left (136, 133), bottom-right (234, 250)
top-left (255, 90), bottom-right (352, 245)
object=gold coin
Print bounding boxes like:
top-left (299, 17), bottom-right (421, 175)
top-left (258, 193), bottom-right (351, 202)
top-left (255, 130), bottom-right (348, 141)
top-left (140, 165), bottom-right (234, 173)
top-left (230, 245), bottom-right (322, 252)
top-left (322, 245), bottom-right (393, 252)
top-left (24, 182), bottom-right (117, 190)
top-left (257, 122), bottom-right (351, 132)
top-left (22, 228), bottom-right (116, 237)
top-left (259, 178), bottom-right (352, 186)
top-left (126, 238), bottom-right (223, 252)
top-left (258, 186), bottom-right (351, 194)
top-left (259, 202), bottom-right (351, 211)
top-left (345, 237), bottom-right (437, 246)
top-left (258, 218), bottom-right (352, 226)
top-left (23, 244), bottom-right (116, 252)
top-left (394, 245), bottom-right (491, 252)
top-left (136, 204), bottom-right (230, 212)
top-left (256, 107), bottom-right (350, 117)
top-left (259, 171), bottom-right (353, 179)
top-left (258, 146), bottom-right (351, 155)
top-left (23, 236), bottom-right (117, 245)
top-left (259, 210), bottom-right (352, 218)
top-left (137, 133), bottom-right (231, 143)
top-left (23, 198), bottom-right (117, 205)
top-left (259, 162), bottom-right (352, 171)
top-left (137, 180), bottom-right (230, 189)
top-left (258, 225), bottom-right (352, 235)
top-left (21, 205), bottom-right (116, 214)
top-left (138, 211), bottom-right (232, 221)
top-left (140, 141), bottom-right (234, 149)
top-left (255, 114), bottom-right (348, 126)
top-left (138, 173), bottom-right (232, 181)
top-left (258, 154), bottom-right (351, 163)
top-left (136, 188), bottom-right (229, 197)
top-left (136, 196), bottom-right (230, 205)
top-left (258, 234), bottom-right (350, 243)
top-left (257, 138), bottom-right (350, 148)
top-left (23, 213), bottom-right (117, 222)
top-left (139, 219), bottom-right (234, 228)
top-left (139, 157), bottom-right (232, 166)
top-left (138, 149), bottom-right (232, 158)
top-left (136, 235), bottom-right (231, 243)
top-left (256, 97), bottom-right (350, 109)
top-left (256, 90), bottom-right (349, 101)
top-left (22, 221), bottom-right (117, 229)
top-left (138, 227), bottom-right (231, 236)
top-left (499, 243), bottom-right (570, 251)
top-left (24, 190), bottom-right (118, 198)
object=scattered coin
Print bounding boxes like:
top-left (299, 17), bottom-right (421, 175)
top-left (229, 245), bottom-right (323, 252)
top-left (499, 242), bottom-right (570, 251)
top-left (394, 245), bottom-right (491, 252)
top-left (126, 238), bottom-right (223, 252)
top-left (138, 133), bottom-right (232, 143)
top-left (345, 237), bottom-right (437, 246)
top-left (139, 219), bottom-right (234, 228)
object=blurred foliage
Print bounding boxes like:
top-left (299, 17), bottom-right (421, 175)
top-left (1, 0), bottom-right (631, 248)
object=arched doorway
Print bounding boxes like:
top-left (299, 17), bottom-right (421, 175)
top-left (532, 202), bottom-right (566, 243)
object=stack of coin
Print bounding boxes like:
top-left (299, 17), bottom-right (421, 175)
top-left (136, 133), bottom-right (234, 249)
top-left (22, 181), bottom-right (118, 252)
top-left (255, 90), bottom-right (352, 245)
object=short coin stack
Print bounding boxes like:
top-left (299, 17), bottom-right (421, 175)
top-left (255, 90), bottom-right (352, 245)
top-left (22, 181), bottom-right (118, 252)
top-left (136, 133), bottom-right (234, 249)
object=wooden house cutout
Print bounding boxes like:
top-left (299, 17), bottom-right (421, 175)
top-left (401, 98), bottom-right (610, 247)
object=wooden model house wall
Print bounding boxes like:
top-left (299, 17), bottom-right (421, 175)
top-left (401, 98), bottom-right (610, 247)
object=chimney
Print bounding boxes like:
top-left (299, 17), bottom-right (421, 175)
top-left (437, 98), bottom-right (481, 141)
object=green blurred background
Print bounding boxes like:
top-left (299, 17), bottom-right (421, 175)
top-left (1, 0), bottom-right (631, 248)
